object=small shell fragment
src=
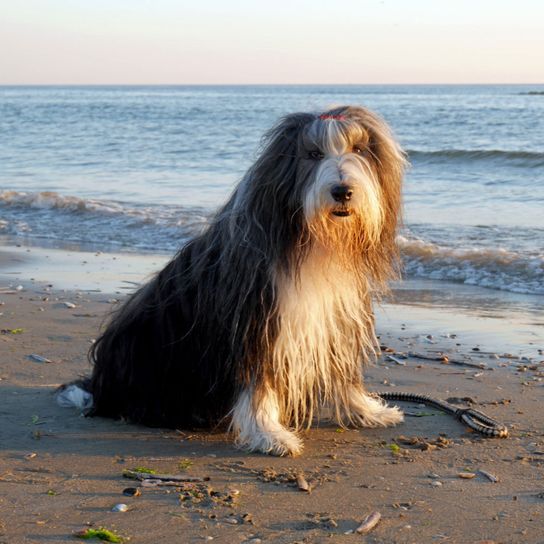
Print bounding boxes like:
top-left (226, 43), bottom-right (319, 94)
top-left (458, 472), bottom-right (477, 479)
top-left (27, 354), bottom-right (53, 363)
top-left (478, 470), bottom-right (499, 483)
top-left (386, 354), bottom-right (406, 366)
top-left (63, 301), bottom-right (77, 308)
top-left (111, 503), bottom-right (128, 512)
top-left (296, 473), bottom-right (311, 493)
top-left (356, 511), bottom-right (381, 534)
top-left (122, 487), bottom-right (141, 497)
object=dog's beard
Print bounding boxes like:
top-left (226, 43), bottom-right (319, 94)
top-left (302, 154), bottom-right (385, 263)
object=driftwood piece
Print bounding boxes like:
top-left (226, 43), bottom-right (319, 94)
top-left (123, 470), bottom-right (209, 482)
top-left (408, 352), bottom-right (487, 369)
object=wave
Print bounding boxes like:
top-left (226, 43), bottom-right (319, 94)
top-left (0, 190), bottom-right (209, 252)
top-left (1, 190), bottom-right (543, 296)
top-left (406, 149), bottom-right (544, 167)
top-left (399, 236), bottom-right (544, 295)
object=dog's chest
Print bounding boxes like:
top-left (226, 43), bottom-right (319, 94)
top-left (273, 251), bottom-right (365, 374)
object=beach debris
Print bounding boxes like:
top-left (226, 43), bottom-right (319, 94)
top-left (111, 503), bottom-right (128, 512)
top-left (1, 328), bottom-right (24, 334)
top-left (0, 285), bottom-right (24, 293)
top-left (122, 487), bottom-right (141, 497)
top-left (178, 458), bottom-right (193, 471)
top-left (478, 470), bottom-right (499, 483)
top-left (62, 301), bottom-right (77, 308)
top-left (457, 472), bottom-right (477, 479)
top-left (394, 435), bottom-right (451, 451)
top-left (74, 527), bottom-right (123, 542)
top-left (296, 472), bottom-right (311, 492)
top-left (178, 483), bottom-right (238, 508)
top-left (305, 513), bottom-right (338, 529)
top-left (446, 396), bottom-right (476, 405)
top-left (386, 354), bottom-right (406, 366)
top-left (124, 469), bottom-right (209, 483)
top-left (408, 351), bottom-right (487, 369)
top-left (431, 481), bottom-right (443, 487)
top-left (122, 466), bottom-right (156, 477)
top-left (27, 354), bottom-right (53, 363)
top-left (355, 511), bottom-right (381, 534)
top-left (24, 452), bottom-right (37, 460)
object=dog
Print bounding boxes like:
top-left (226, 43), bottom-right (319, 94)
top-left (57, 105), bottom-right (407, 456)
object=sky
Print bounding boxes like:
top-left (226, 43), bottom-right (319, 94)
top-left (0, 0), bottom-right (543, 85)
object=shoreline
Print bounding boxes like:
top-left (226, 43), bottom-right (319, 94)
top-left (2, 242), bottom-right (542, 360)
top-left (1, 243), bottom-right (543, 542)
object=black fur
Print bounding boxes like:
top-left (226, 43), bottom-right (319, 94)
top-left (77, 112), bottom-right (315, 428)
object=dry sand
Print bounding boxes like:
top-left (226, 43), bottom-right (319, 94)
top-left (1, 246), bottom-right (543, 544)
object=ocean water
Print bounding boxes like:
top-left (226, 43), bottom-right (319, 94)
top-left (0, 85), bottom-right (543, 296)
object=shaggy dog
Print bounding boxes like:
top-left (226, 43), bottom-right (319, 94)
top-left (58, 105), bottom-right (407, 456)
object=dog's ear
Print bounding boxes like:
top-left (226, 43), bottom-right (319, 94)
top-left (251, 112), bottom-right (314, 189)
top-left (238, 113), bottom-right (315, 250)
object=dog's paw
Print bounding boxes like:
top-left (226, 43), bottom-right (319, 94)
top-left (237, 427), bottom-right (303, 457)
top-left (349, 394), bottom-right (404, 428)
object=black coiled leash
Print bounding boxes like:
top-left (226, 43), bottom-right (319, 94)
top-left (376, 391), bottom-right (508, 438)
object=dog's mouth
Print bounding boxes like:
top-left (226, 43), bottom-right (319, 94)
top-left (331, 208), bottom-right (352, 217)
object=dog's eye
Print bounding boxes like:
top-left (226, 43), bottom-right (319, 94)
top-left (308, 150), bottom-right (324, 160)
top-left (352, 145), bottom-right (366, 155)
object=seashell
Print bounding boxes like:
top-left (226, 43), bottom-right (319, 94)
top-left (122, 487), bottom-right (141, 497)
top-left (296, 473), bottom-right (311, 492)
top-left (356, 511), bottom-right (381, 534)
top-left (27, 354), bottom-right (53, 363)
top-left (111, 503), bottom-right (128, 512)
top-left (478, 470), bottom-right (499, 483)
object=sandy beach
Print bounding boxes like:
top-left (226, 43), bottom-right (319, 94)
top-left (1, 245), bottom-right (543, 544)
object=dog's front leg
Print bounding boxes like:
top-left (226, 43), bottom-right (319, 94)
top-left (344, 384), bottom-right (404, 428)
top-left (231, 386), bottom-right (302, 456)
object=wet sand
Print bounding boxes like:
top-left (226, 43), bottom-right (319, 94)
top-left (1, 245), bottom-right (543, 543)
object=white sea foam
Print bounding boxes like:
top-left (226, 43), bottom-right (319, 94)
top-left (398, 236), bottom-right (544, 295)
top-left (1, 190), bottom-right (543, 295)
top-left (0, 190), bottom-right (209, 251)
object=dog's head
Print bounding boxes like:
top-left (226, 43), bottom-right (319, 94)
top-left (234, 106), bottom-right (406, 277)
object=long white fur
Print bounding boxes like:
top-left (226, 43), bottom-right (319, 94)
top-left (233, 115), bottom-right (403, 455)
top-left (231, 387), bottom-right (303, 456)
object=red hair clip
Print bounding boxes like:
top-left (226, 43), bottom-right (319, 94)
top-left (319, 114), bottom-right (346, 121)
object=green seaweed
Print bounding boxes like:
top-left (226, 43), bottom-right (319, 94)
top-left (123, 466), bottom-right (157, 479)
top-left (74, 527), bottom-right (123, 542)
top-left (178, 458), bottom-right (193, 471)
top-left (131, 466), bottom-right (156, 474)
top-left (388, 443), bottom-right (401, 454)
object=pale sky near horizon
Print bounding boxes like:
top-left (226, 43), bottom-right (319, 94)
top-left (1, 0), bottom-right (543, 85)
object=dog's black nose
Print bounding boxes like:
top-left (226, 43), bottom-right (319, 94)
top-left (330, 185), bottom-right (353, 203)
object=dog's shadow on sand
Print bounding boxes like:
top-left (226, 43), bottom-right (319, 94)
top-left (2, 383), bottom-right (242, 459)
top-left (2, 382), bottom-right (470, 460)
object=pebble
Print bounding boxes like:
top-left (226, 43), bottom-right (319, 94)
top-left (111, 503), bottom-right (128, 512)
top-left (63, 301), bottom-right (76, 308)
top-left (431, 481), bottom-right (443, 487)
top-left (458, 472), bottom-right (477, 479)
